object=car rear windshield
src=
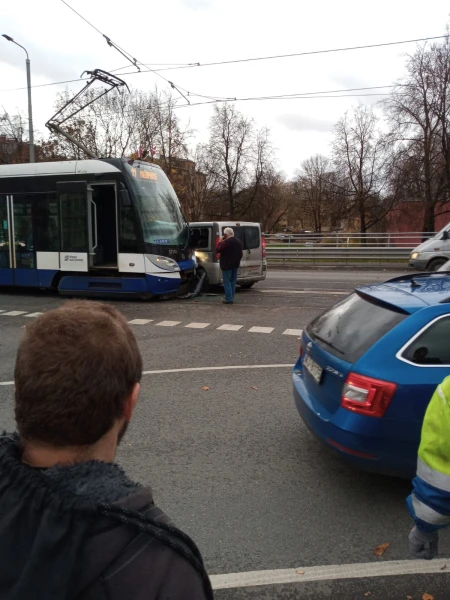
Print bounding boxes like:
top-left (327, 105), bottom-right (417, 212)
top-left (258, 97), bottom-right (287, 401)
top-left (222, 226), bottom-right (260, 249)
top-left (306, 293), bottom-right (407, 364)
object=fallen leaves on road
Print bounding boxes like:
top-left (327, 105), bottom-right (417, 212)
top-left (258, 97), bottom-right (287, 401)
top-left (295, 569), bottom-right (305, 575)
top-left (251, 386), bottom-right (258, 390)
top-left (374, 542), bottom-right (390, 556)
top-left (364, 593), bottom-right (371, 597)
top-left (406, 596), bottom-right (412, 599)
top-left (422, 594), bottom-right (434, 600)
top-left (202, 386), bottom-right (210, 391)
top-left (441, 564), bottom-right (447, 570)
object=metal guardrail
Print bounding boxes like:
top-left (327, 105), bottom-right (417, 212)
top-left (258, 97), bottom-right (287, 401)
top-left (265, 232), bottom-right (435, 247)
top-left (264, 232), bottom-right (435, 264)
top-left (266, 246), bottom-right (414, 264)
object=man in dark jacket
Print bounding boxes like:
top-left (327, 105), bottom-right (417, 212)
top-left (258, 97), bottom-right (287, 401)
top-left (0, 301), bottom-right (213, 600)
top-left (216, 227), bottom-right (243, 304)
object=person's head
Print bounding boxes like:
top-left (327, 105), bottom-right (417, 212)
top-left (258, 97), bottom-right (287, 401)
top-left (223, 227), bottom-right (234, 238)
top-left (15, 301), bottom-right (142, 460)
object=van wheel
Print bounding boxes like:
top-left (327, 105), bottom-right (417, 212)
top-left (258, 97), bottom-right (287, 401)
top-left (427, 258), bottom-right (447, 272)
top-left (239, 282), bottom-right (255, 289)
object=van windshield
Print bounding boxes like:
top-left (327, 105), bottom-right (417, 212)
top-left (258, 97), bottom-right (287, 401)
top-left (307, 293), bottom-right (407, 364)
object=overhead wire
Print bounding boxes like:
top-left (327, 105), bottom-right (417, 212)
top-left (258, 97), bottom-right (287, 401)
top-left (1, 28), bottom-right (447, 94)
top-left (60, 0), bottom-right (237, 104)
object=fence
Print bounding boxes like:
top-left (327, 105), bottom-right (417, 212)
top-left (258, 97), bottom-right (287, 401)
top-left (264, 232), bottom-right (435, 265)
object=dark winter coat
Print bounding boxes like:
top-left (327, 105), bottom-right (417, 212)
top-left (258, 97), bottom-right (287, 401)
top-left (0, 434), bottom-right (213, 600)
top-left (216, 236), bottom-right (243, 271)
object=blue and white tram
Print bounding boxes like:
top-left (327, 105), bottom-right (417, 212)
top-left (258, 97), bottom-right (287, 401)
top-left (0, 158), bottom-right (196, 298)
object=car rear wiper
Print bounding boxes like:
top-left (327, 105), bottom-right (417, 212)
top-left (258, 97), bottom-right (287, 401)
top-left (311, 332), bottom-right (346, 355)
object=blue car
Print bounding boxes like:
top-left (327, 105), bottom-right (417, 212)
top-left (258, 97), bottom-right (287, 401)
top-left (293, 272), bottom-right (450, 478)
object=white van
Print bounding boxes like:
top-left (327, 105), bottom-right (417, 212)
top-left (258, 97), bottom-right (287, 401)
top-left (409, 223), bottom-right (450, 271)
top-left (189, 221), bottom-right (267, 289)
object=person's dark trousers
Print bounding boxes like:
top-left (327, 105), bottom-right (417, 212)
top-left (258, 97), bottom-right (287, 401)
top-left (222, 268), bottom-right (238, 302)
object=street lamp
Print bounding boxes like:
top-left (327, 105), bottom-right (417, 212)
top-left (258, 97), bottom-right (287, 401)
top-left (2, 34), bottom-right (35, 163)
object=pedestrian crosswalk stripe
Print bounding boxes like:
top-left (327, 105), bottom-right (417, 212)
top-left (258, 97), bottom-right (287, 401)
top-left (248, 326), bottom-right (274, 334)
top-left (155, 320), bottom-right (182, 327)
top-left (217, 324), bottom-right (243, 331)
top-left (24, 312), bottom-right (44, 318)
top-left (129, 318), bottom-right (153, 325)
top-left (1, 311), bottom-right (27, 316)
top-left (283, 329), bottom-right (303, 336)
top-left (185, 322), bottom-right (210, 329)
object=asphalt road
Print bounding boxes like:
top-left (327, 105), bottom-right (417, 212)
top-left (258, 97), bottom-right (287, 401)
top-left (1, 269), bottom-right (449, 599)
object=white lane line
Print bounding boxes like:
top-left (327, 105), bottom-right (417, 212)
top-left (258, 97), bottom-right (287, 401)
top-left (248, 326), bottom-right (274, 334)
top-left (260, 289), bottom-right (348, 296)
top-left (210, 558), bottom-right (450, 590)
top-left (185, 322), bottom-right (210, 329)
top-left (0, 364), bottom-right (294, 387)
top-left (1, 311), bottom-right (27, 316)
top-left (128, 319), bottom-right (153, 325)
top-left (283, 328), bottom-right (303, 336)
top-left (217, 324), bottom-right (243, 331)
top-left (155, 320), bottom-right (181, 327)
top-left (24, 312), bottom-right (44, 318)
top-left (142, 364), bottom-right (293, 375)
top-left (0, 310), bottom-right (5, 313)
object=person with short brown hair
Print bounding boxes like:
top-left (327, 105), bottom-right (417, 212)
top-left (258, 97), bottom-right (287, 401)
top-left (0, 301), bottom-right (212, 600)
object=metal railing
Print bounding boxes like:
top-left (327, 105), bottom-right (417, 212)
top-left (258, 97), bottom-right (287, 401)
top-left (264, 232), bottom-right (436, 265)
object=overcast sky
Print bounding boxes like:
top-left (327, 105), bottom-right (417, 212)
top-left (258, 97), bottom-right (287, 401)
top-left (1, 0), bottom-right (449, 176)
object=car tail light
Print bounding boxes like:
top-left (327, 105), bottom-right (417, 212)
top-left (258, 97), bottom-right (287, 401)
top-left (215, 236), bottom-right (220, 260)
top-left (262, 236), bottom-right (267, 258)
top-left (341, 373), bottom-right (397, 418)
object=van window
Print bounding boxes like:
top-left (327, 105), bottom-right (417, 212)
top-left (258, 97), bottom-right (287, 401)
top-left (222, 226), bottom-right (260, 249)
top-left (190, 227), bottom-right (210, 250)
top-left (307, 293), bottom-right (406, 364)
top-left (402, 317), bottom-right (450, 365)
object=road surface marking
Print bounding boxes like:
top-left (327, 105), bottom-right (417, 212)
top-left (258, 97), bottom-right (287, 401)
top-left (210, 558), bottom-right (450, 590)
top-left (1, 311), bottom-right (27, 316)
top-left (0, 363), bottom-right (294, 386)
top-left (0, 310), bottom-right (4, 313)
top-left (217, 324), bottom-right (244, 331)
top-left (185, 322), bottom-right (211, 329)
top-left (155, 320), bottom-right (182, 327)
top-left (260, 289), bottom-right (348, 295)
top-left (128, 319), bottom-right (153, 325)
top-left (283, 328), bottom-right (303, 336)
top-left (24, 312), bottom-right (44, 318)
top-left (248, 326), bottom-right (274, 334)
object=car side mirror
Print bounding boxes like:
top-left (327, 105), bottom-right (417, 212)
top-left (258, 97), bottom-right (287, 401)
top-left (443, 230), bottom-right (449, 241)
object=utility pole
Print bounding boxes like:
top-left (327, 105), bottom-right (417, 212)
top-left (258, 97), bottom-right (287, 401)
top-left (2, 34), bottom-right (35, 163)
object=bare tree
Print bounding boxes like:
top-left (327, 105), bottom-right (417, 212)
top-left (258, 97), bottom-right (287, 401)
top-left (383, 36), bottom-right (450, 231)
top-left (0, 110), bottom-right (29, 163)
top-left (333, 105), bottom-right (390, 234)
top-left (205, 104), bottom-right (255, 218)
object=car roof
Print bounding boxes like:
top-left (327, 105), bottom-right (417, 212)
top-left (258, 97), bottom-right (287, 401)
top-left (356, 273), bottom-right (450, 314)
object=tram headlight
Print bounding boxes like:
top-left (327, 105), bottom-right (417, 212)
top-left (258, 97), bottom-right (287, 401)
top-left (146, 254), bottom-right (180, 272)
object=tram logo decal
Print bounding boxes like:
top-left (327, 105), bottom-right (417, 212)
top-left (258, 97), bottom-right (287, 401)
top-left (64, 255), bottom-right (84, 263)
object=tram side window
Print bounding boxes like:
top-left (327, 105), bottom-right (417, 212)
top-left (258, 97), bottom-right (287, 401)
top-left (119, 200), bottom-right (140, 254)
top-left (12, 194), bottom-right (61, 269)
top-left (32, 193), bottom-right (60, 252)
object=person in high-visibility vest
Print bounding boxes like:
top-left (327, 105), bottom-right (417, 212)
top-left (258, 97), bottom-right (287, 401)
top-left (407, 376), bottom-right (450, 559)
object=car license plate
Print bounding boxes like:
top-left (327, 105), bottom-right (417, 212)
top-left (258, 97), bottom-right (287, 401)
top-left (303, 354), bottom-right (323, 384)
